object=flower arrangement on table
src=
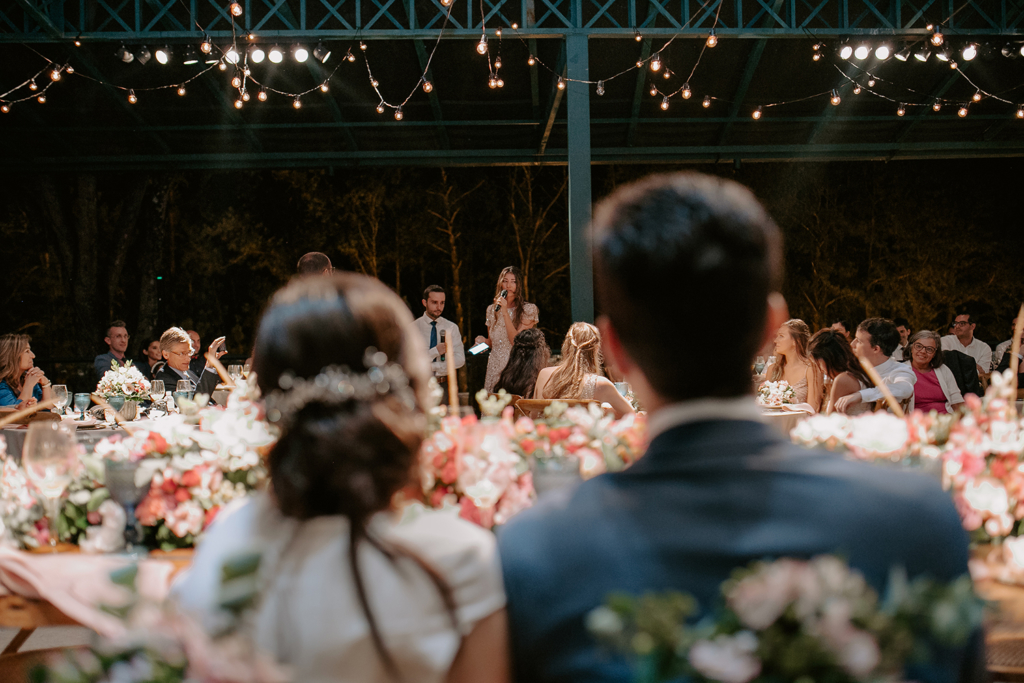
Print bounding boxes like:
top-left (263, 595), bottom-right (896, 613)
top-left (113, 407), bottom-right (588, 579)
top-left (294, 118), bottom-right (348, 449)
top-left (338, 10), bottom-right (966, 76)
top-left (0, 437), bottom-right (48, 549)
top-left (587, 555), bottom-right (983, 683)
top-left (756, 380), bottom-right (796, 408)
top-left (417, 390), bottom-right (647, 529)
top-left (96, 360), bottom-right (151, 402)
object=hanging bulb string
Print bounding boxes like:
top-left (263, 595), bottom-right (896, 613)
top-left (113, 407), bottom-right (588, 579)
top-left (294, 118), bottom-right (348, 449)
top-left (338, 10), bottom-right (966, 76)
top-left (1, 64), bottom-right (53, 99)
top-left (836, 60), bottom-right (1024, 110)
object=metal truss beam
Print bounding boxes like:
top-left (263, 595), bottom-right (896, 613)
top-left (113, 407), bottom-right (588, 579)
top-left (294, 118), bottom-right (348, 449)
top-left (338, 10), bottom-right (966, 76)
top-left (3, 0), bottom-right (1023, 41)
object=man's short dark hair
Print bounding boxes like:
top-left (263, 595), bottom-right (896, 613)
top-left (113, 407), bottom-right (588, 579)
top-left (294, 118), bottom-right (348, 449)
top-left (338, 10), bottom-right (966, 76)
top-left (296, 252), bottom-right (332, 275)
top-left (107, 320), bottom-right (127, 336)
top-left (591, 172), bottom-right (782, 401)
top-left (893, 317), bottom-right (910, 329)
top-left (830, 318), bottom-right (851, 331)
top-left (857, 318), bottom-right (901, 357)
top-left (423, 285), bottom-right (445, 301)
top-left (955, 307), bottom-right (975, 324)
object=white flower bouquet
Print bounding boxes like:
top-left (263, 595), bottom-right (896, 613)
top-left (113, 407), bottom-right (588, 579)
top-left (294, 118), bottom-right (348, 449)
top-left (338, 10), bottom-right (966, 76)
top-left (96, 360), bottom-right (151, 402)
top-left (757, 380), bottom-right (796, 408)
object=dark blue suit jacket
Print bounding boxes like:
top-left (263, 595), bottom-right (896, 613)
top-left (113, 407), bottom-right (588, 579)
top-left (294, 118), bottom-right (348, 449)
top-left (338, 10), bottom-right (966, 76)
top-left (498, 418), bottom-right (978, 683)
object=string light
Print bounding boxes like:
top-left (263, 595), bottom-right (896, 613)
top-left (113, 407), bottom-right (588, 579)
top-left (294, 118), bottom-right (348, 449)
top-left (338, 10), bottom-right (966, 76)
top-left (1017, 106), bottom-right (1024, 119)
top-left (634, 30), bottom-right (642, 42)
top-left (489, 75), bottom-right (498, 89)
top-left (360, 41), bottom-right (367, 51)
top-left (422, 80), bottom-right (433, 93)
top-left (958, 105), bottom-right (968, 118)
top-left (853, 85), bottom-right (861, 94)
top-left (932, 101), bottom-right (942, 111)
top-left (635, 59), bottom-right (643, 68)
top-left (660, 96), bottom-right (669, 110)
top-left (681, 83), bottom-right (691, 99)
top-left (37, 94), bottom-right (46, 104)
top-left (649, 84), bottom-right (658, 96)
top-left (292, 97), bottom-right (302, 109)
top-left (476, 36), bottom-right (488, 55)
top-left (200, 37), bottom-right (212, 54)
top-left (528, 55), bottom-right (535, 66)
top-left (269, 46), bottom-right (284, 63)
top-left (495, 56), bottom-right (502, 69)
top-left (127, 89), bottom-right (137, 104)
top-left (231, 75), bottom-right (242, 88)
top-left (867, 78), bottom-right (875, 87)
top-left (320, 83), bottom-right (329, 92)
top-left (28, 80), bottom-right (38, 91)
top-left (49, 69), bottom-right (60, 82)
top-left (662, 69), bottom-right (671, 80)
top-left (177, 85), bottom-right (186, 96)
top-left (511, 23), bottom-right (518, 29)
top-left (0, 104), bottom-right (9, 113)
top-left (897, 103), bottom-right (906, 116)
top-left (596, 80), bottom-right (605, 96)
top-left (258, 89), bottom-right (267, 101)
top-left (229, 3), bottom-right (243, 17)
top-left (703, 95), bottom-right (711, 108)
top-left (371, 78), bottom-right (379, 87)
top-left (706, 30), bottom-right (717, 48)
top-left (752, 106), bottom-right (762, 119)
top-left (74, 38), bottom-right (81, 47)
top-left (495, 28), bottom-right (502, 37)
top-left (247, 32), bottom-right (257, 41)
top-left (830, 89), bottom-right (841, 105)
top-left (948, 60), bottom-right (958, 70)
top-left (218, 61), bottom-right (227, 71)
top-left (557, 77), bottom-right (565, 90)
top-left (812, 50), bottom-right (823, 62)
top-left (930, 25), bottom-right (944, 46)
top-left (497, 78), bottom-right (505, 88)
top-left (972, 90), bottom-right (982, 102)
top-left (65, 65), bottom-right (74, 74)
top-left (346, 49), bottom-right (356, 62)
top-left (650, 53), bottom-right (662, 71)
top-left (376, 103), bottom-right (385, 114)
top-left (234, 98), bottom-right (243, 109)
top-left (394, 107), bottom-right (403, 120)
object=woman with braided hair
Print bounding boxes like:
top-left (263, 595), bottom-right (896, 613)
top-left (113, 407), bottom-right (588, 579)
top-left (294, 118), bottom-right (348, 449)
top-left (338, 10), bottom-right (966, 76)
top-left (175, 273), bottom-right (509, 683)
top-left (534, 322), bottom-right (634, 419)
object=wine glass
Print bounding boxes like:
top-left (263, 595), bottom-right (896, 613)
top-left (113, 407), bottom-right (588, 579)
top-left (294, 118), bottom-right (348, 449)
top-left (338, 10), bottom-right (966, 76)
top-left (241, 362), bottom-right (252, 379)
top-left (227, 365), bottom-right (243, 382)
top-left (73, 393), bottom-right (91, 421)
top-left (149, 380), bottom-right (165, 412)
top-left (22, 422), bottom-right (77, 550)
top-left (104, 459), bottom-right (151, 554)
top-left (754, 356), bottom-right (766, 374)
top-left (51, 385), bottom-right (68, 415)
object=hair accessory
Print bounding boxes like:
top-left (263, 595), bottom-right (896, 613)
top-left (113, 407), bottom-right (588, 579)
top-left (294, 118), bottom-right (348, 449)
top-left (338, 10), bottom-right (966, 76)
top-left (264, 348), bottom-right (416, 425)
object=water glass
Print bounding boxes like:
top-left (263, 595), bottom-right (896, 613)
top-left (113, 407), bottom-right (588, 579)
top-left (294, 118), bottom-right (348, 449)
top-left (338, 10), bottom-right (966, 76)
top-left (51, 385), bottom-right (68, 415)
top-left (176, 380), bottom-right (194, 401)
top-left (754, 356), bottom-right (766, 374)
top-left (613, 382), bottom-right (629, 397)
top-left (242, 362), bottom-right (252, 379)
top-left (73, 393), bottom-right (91, 421)
top-left (23, 422), bottom-right (77, 549)
top-left (227, 365), bottom-right (243, 382)
top-left (104, 459), bottom-right (151, 553)
top-left (172, 391), bottom-right (189, 410)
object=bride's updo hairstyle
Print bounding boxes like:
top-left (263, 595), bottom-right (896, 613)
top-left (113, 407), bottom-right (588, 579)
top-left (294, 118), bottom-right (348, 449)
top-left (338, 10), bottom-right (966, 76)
top-left (545, 322), bottom-right (603, 400)
top-left (253, 273), bottom-right (453, 676)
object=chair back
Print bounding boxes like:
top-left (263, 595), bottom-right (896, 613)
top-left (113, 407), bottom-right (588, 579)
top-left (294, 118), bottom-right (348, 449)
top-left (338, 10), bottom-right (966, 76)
top-left (515, 398), bottom-right (602, 419)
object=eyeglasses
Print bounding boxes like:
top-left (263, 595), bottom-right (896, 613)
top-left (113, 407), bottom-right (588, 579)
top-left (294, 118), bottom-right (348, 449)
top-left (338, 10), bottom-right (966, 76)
top-left (953, 321), bottom-right (971, 328)
top-left (911, 343), bottom-right (937, 354)
top-left (168, 350), bottom-right (191, 358)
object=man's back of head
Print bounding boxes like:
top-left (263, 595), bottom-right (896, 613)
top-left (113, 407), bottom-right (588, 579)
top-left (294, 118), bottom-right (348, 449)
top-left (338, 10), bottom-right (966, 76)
top-left (591, 172), bottom-right (782, 402)
top-left (296, 252), bottom-right (332, 276)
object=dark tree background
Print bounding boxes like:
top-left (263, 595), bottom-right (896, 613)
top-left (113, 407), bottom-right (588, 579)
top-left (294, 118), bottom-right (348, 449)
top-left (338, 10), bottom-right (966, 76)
top-left (2, 158), bottom-right (1022, 394)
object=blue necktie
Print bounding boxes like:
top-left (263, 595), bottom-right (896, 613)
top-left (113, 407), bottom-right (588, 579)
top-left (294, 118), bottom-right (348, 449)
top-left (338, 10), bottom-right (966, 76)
top-left (429, 321), bottom-right (437, 351)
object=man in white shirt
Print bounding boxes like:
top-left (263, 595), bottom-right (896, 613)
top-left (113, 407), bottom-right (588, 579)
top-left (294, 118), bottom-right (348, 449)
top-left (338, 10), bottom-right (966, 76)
top-left (992, 317), bottom-right (1018, 369)
top-left (941, 311), bottom-right (992, 376)
top-left (892, 318), bottom-right (911, 361)
top-left (411, 285), bottom-right (465, 385)
top-left (835, 317), bottom-right (916, 414)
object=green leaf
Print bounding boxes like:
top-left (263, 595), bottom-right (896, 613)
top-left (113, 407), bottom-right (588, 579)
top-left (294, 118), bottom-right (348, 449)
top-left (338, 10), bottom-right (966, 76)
top-left (87, 489), bottom-right (110, 512)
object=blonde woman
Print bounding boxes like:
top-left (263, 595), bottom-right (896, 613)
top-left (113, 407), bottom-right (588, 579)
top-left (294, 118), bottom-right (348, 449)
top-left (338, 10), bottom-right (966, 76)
top-left (475, 266), bottom-right (540, 392)
top-left (761, 319), bottom-right (823, 411)
top-left (0, 334), bottom-right (53, 408)
top-left (534, 322), bottom-right (634, 419)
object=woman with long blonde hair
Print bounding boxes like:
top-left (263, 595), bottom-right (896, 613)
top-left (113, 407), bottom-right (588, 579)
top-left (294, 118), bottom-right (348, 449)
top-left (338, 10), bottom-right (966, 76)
top-left (0, 334), bottom-right (53, 409)
top-left (761, 319), bottom-right (822, 411)
top-left (475, 266), bottom-right (540, 392)
top-left (534, 322), bottom-right (633, 418)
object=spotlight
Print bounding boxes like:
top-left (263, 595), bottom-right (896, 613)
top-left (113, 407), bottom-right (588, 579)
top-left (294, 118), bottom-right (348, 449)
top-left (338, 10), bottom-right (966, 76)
top-left (854, 44), bottom-right (870, 60)
top-left (313, 42), bottom-right (332, 63)
top-left (225, 46), bottom-right (240, 64)
top-left (1020, 43), bottom-right (1024, 58)
top-left (136, 46), bottom-right (152, 65)
top-left (1001, 43), bottom-right (1020, 59)
top-left (839, 42), bottom-right (853, 60)
top-left (182, 46), bottom-right (200, 65)
top-left (935, 46), bottom-right (951, 62)
top-left (292, 44), bottom-right (309, 62)
top-left (894, 45), bottom-right (911, 61)
top-left (706, 29), bottom-right (717, 48)
top-left (930, 25), bottom-right (944, 46)
top-left (268, 45), bottom-right (284, 63)
top-left (962, 43), bottom-right (978, 61)
top-left (914, 46), bottom-right (931, 62)
top-left (875, 44), bottom-right (891, 60)
top-left (250, 46), bottom-right (265, 63)
top-left (115, 44), bottom-right (134, 63)
top-left (155, 45), bottom-right (172, 65)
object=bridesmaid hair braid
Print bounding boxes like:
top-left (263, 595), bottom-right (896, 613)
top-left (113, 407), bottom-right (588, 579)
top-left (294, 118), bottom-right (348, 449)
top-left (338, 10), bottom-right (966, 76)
top-left (544, 322), bottom-right (603, 400)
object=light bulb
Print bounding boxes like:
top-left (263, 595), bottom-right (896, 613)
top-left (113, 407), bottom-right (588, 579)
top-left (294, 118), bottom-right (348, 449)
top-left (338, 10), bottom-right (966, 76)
top-left (74, 39), bottom-right (81, 46)
top-left (50, 69), bottom-right (61, 81)
top-left (897, 103), bottom-right (906, 116)
top-left (812, 51), bottom-right (822, 61)
top-left (875, 45), bottom-right (891, 60)
top-left (218, 61), bottom-right (227, 71)
top-left (932, 101), bottom-right (942, 111)
top-left (636, 59), bottom-right (643, 68)
top-left (512, 22), bottom-right (518, 28)
top-left (0, 104), bottom-right (9, 113)
top-left (442, 0), bottom-right (452, 6)
top-left (650, 84), bottom-right (658, 96)
top-left (37, 94), bottom-right (46, 104)
top-left (650, 53), bottom-right (662, 71)
top-left (963, 43), bottom-right (978, 61)
top-left (706, 30), bottom-right (717, 47)
top-left (681, 83), bottom-right (691, 99)
top-left (376, 103), bottom-right (385, 114)
top-left (958, 106), bottom-right (968, 118)
top-left (867, 78), bottom-right (875, 87)
top-left (1017, 107), bottom-right (1024, 119)
top-left (394, 107), bottom-right (403, 120)
top-left (231, 75), bottom-right (242, 88)
top-left (293, 97), bottom-right (302, 109)
top-left (360, 41), bottom-right (367, 51)
top-left (293, 45), bottom-right (309, 62)
top-left (662, 69), bottom-right (671, 79)
top-left (248, 33), bottom-right (256, 41)
top-left (752, 106), bottom-right (762, 119)
top-left (495, 28), bottom-right (501, 37)
top-left (371, 78), bottom-right (379, 87)
top-left (634, 30), bottom-right (642, 42)
top-left (269, 46), bottom-right (284, 63)
top-left (28, 80), bottom-right (38, 91)
top-left (258, 89), bottom-right (267, 101)
top-left (853, 85), bottom-right (861, 94)
top-left (949, 60), bottom-right (957, 70)
top-left (346, 49), bottom-right (356, 62)
top-left (320, 83), bottom-right (329, 92)
top-left (65, 65), bottom-right (74, 74)
top-left (127, 90), bottom-right (137, 104)
top-left (830, 89), bottom-right (840, 105)
top-left (528, 55), bottom-right (535, 66)
top-left (230, 3), bottom-right (243, 17)
top-left (702, 95), bottom-right (711, 108)
top-left (201, 38), bottom-right (213, 54)
top-left (477, 36), bottom-right (488, 54)
top-left (931, 27), bottom-right (943, 46)
top-left (972, 90), bottom-right (982, 102)
top-left (596, 81), bottom-right (605, 96)
top-left (243, 66), bottom-right (250, 76)
top-left (854, 44), bottom-right (869, 60)
top-left (660, 96), bottom-right (669, 110)
top-left (495, 56), bottom-right (502, 69)
top-left (489, 76), bottom-right (498, 89)
top-left (557, 77), bottom-right (565, 90)
top-left (225, 46), bottom-right (240, 64)
top-left (497, 78), bottom-right (504, 88)
top-left (177, 85), bottom-right (186, 96)
top-left (422, 80), bottom-right (433, 93)
top-left (839, 43), bottom-right (853, 60)
top-left (234, 99), bottom-right (244, 109)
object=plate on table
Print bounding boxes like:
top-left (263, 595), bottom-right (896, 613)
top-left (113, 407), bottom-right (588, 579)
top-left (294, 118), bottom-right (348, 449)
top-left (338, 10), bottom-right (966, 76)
top-left (63, 415), bottom-right (99, 427)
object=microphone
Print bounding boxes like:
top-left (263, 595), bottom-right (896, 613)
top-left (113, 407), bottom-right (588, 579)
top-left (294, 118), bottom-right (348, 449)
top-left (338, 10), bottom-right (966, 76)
top-left (494, 289), bottom-right (508, 313)
top-left (439, 329), bottom-right (446, 362)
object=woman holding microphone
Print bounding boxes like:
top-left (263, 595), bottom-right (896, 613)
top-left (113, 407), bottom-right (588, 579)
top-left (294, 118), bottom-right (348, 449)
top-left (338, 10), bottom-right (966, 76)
top-left (476, 266), bottom-right (539, 392)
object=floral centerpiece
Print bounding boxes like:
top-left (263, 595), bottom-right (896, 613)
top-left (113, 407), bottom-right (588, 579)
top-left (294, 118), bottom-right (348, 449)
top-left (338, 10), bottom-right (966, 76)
top-left (588, 555), bottom-right (983, 683)
top-left (757, 380), bottom-right (796, 408)
top-left (97, 361), bottom-right (151, 402)
top-left (0, 437), bottom-right (48, 548)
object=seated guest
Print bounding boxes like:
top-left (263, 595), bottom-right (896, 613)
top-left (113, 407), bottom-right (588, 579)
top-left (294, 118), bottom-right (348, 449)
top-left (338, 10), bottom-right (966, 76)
top-left (0, 334), bottom-right (53, 409)
top-left (534, 322), bottom-right (634, 419)
top-left (494, 329), bottom-right (550, 399)
top-left (829, 318), bottom-right (852, 341)
top-left (943, 349), bottom-right (983, 398)
top-left (941, 309), bottom-right (992, 377)
top-left (892, 317), bottom-right (911, 361)
top-left (138, 338), bottom-right (164, 380)
top-left (905, 330), bottom-right (964, 414)
top-left (761, 319), bottom-right (822, 411)
top-left (835, 318), bottom-right (917, 414)
top-left (175, 273), bottom-right (508, 683)
top-left (992, 317), bottom-right (1018, 369)
top-left (808, 328), bottom-right (871, 415)
top-left (498, 172), bottom-right (976, 683)
top-left (155, 327), bottom-right (226, 398)
top-left (994, 323), bottom-right (1024, 386)
top-left (93, 320), bottom-right (130, 380)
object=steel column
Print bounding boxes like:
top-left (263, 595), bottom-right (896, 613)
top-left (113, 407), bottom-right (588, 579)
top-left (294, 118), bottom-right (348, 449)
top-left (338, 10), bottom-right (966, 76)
top-left (565, 32), bottom-right (593, 324)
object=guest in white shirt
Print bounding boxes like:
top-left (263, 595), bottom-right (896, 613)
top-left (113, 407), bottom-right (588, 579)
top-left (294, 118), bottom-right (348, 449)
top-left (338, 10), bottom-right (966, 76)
top-left (892, 318), bottom-right (911, 361)
top-left (940, 310), bottom-right (992, 376)
top-left (992, 317), bottom-right (1018, 369)
top-left (834, 317), bottom-right (916, 414)
top-left (412, 285), bottom-right (465, 384)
